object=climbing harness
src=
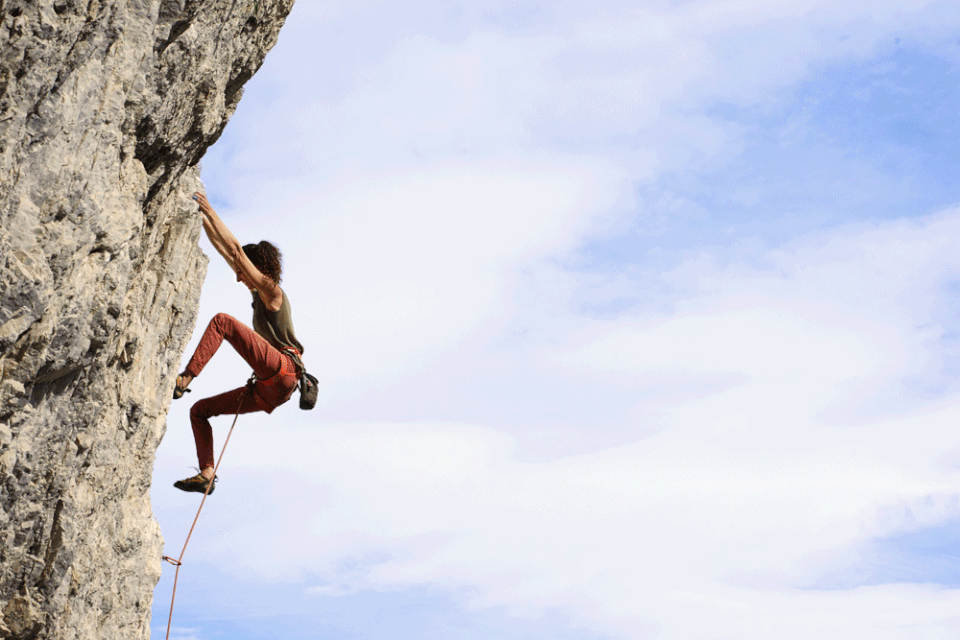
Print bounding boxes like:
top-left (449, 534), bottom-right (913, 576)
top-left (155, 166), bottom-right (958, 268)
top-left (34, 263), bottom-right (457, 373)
top-left (161, 376), bottom-right (255, 640)
top-left (259, 347), bottom-right (299, 388)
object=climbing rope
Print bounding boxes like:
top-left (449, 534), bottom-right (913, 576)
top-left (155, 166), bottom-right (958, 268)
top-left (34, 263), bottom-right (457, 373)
top-left (161, 382), bottom-right (251, 640)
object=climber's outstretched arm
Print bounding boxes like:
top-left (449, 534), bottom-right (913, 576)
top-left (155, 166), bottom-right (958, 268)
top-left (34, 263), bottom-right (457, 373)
top-left (192, 192), bottom-right (282, 310)
top-left (200, 213), bottom-right (232, 264)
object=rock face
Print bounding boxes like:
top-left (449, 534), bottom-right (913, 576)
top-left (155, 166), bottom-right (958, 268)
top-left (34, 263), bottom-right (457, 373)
top-left (0, 1), bottom-right (295, 638)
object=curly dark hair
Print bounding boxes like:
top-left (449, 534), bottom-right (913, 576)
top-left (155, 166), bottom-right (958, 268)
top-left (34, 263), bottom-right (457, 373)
top-left (243, 241), bottom-right (283, 284)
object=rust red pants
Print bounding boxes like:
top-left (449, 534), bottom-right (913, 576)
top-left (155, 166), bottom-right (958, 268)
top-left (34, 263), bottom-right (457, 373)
top-left (185, 313), bottom-right (299, 469)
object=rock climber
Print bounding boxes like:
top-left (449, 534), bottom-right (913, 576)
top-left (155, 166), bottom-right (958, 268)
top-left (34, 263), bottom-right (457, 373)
top-left (171, 192), bottom-right (304, 495)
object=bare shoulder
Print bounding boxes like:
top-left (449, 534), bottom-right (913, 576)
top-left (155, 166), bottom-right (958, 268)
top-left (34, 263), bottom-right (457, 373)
top-left (259, 284), bottom-right (283, 312)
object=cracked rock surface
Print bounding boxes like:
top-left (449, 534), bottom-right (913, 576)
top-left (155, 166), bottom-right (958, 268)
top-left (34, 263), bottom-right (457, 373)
top-left (0, 1), bottom-right (295, 637)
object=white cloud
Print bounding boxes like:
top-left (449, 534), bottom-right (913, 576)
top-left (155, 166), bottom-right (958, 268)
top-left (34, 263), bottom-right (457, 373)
top-left (571, 213), bottom-right (958, 401)
top-left (164, 212), bottom-right (960, 639)
top-left (290, 155), bottom-right (627, 383)
top-left (211, 0), bottom-right (954, 198)
top-left (159, 627), bottom-right (204, 640)
top-left (154, 1), bottom-right (960, 638)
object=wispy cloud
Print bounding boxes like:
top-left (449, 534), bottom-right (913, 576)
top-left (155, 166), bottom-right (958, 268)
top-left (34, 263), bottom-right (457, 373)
top-left (154, 1), bottom-right (960, 638)
top-left (160, 627), bottom-right (204, 640)
top-left (161, 212), bottom-right (959, 638)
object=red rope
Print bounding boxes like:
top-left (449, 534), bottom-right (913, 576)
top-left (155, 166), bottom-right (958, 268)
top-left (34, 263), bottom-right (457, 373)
top-left (163, 389), bottom-right (247, 640)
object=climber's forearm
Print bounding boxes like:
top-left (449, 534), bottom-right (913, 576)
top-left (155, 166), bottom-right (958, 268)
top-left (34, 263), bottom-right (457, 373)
top-left (201, 215), bottom-right (235, 266)
top-left (194, 192), bottom-right (244, 269)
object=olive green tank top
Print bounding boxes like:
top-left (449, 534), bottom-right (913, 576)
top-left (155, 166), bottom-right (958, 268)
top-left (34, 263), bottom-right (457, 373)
top-left (252, 289), bottom-right (305, 371)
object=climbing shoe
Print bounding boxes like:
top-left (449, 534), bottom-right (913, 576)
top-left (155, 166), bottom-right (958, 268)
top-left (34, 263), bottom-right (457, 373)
top-left (173, 375), bottom-right (192, 400)
top-left (173, 473), bottom-right (216, 495)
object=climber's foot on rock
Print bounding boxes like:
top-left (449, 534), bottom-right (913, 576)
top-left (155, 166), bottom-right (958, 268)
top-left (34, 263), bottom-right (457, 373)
top-left (173, 373), bottom-right (193, 400)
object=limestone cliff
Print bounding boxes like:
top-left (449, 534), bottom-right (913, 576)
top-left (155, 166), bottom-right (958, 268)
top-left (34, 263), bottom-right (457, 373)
top-left (0, 1), bottom-right (295, 637)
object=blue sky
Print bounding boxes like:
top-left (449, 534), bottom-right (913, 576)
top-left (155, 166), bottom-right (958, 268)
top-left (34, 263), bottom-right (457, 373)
top-left (152, 1), bottom-right (959, 638)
